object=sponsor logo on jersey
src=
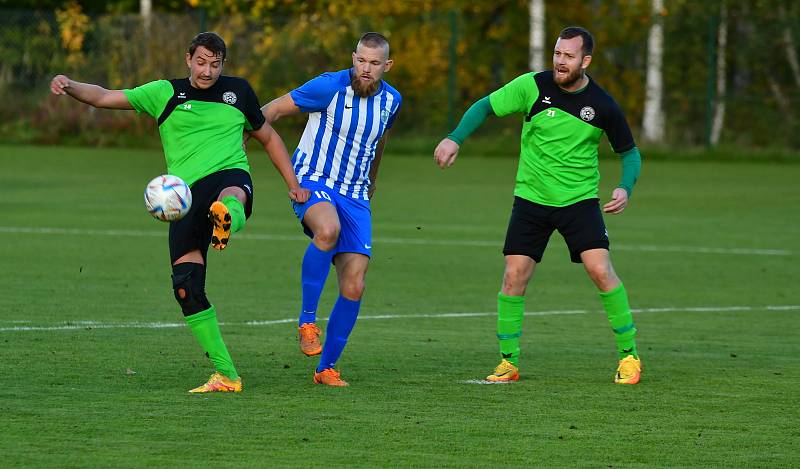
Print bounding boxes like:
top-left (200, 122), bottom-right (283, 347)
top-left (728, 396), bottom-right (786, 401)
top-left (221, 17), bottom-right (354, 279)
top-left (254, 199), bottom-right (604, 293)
top-left (542, 96), bottom-right (551, 104)
top-left (178, 92), bottom-right (187, 99)
top-left (222, 91), bottom-right (237, 105)
top-left (580, 106), bottom-right (596, 121)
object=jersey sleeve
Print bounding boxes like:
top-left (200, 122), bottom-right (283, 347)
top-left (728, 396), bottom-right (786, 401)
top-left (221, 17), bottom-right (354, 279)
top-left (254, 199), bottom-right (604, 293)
top-left (289, 72), bottom-right (341, 113)
top-left (123, 80), bottom-right (173, 117)
top-left (241, 80), bottom-right (266, 131)
top-left (605, 99), bottom-right (636, 153)
top-left (489, 73), bottom-right (537, 117)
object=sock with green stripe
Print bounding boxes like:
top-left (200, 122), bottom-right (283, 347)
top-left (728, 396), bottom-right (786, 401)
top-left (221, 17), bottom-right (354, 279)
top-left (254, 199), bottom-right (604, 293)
top-left (184, 305), bottom-right (238, 380)
top-left (221, 195), bottom-right (245, 233)
top-left (599, 283), bottom-right (638, 359)
top-left (497, 292), bottom-right (525, 366)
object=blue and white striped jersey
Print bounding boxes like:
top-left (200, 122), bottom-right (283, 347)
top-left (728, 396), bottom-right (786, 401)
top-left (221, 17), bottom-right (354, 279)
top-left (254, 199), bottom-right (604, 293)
top-left (290, 68), bottom-right (402, 200)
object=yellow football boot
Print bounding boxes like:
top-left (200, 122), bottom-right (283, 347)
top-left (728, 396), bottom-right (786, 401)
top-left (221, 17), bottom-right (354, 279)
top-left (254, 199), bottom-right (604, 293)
top-left (614, 355), bottom-right (642, 385)
top-left (486, 359), bottom-right (520, 382)
top-left (188, 372), bottom-right (242, 393)
top-left (209, 201), bottom-right (232, 251)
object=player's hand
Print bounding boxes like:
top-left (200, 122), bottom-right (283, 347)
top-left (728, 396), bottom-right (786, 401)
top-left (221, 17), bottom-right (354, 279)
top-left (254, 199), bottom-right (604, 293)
top-left (50, 75), bottom-right (71, 95)
top-left (289, 187), bottom-right (310, 203)
top-left (434, 138), bottom-right (460, 169)
top-left (603, 188), bottom-right (629, 214)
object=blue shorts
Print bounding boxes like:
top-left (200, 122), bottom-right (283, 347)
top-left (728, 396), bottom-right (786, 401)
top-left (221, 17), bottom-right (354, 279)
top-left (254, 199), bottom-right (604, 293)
top-left (292, 180), bottom-right (372, 257)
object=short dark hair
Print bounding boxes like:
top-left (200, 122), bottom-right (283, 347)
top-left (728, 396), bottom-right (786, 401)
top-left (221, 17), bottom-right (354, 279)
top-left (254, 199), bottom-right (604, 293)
top-left (188, 32), bottom-right (227, 61)
top-left (357, 32), bottom-right (390, 55)
top-left (558, 26), bottom-right (594, 57)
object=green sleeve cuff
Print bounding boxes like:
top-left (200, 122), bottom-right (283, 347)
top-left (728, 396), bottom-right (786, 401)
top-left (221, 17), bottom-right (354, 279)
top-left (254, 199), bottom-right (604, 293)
top-left (447, 96), bottom-right (494, 145)
top-left (618, 147), bottom-right (642, 197)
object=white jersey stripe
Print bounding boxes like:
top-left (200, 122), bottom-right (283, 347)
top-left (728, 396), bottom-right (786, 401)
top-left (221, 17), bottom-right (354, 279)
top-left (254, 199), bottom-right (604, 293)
top-left (339, 91), bottom-right (370, 195)
top-left (327, 88), bottom-right (354, 188)
top-left (295, 112), bottom-right (323, 179)
top-left (310, 91), bottom-right (341, 182)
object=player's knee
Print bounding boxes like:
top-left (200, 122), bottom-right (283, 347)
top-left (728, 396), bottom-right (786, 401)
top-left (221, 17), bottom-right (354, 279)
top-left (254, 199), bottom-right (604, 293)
top-left (502, 267), bottom-right (529, 295)
top-left (340, 279), bottom-right (365, 301)
top-left (586, 263), bottom-right (617, 289)
top-left (313, 226), bottom-right (340, 251)
top-left (172, 262), bottom-right (211, 316)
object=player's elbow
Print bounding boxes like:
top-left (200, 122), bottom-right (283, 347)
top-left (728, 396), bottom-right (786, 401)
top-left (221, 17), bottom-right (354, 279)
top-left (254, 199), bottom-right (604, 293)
top-left (262, 106), bottom-right (280, 124)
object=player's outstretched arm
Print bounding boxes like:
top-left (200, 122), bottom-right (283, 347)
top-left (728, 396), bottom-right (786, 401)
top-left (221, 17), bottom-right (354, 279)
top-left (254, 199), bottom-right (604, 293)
top-left (434, 96), bottom-right (494, 169)
top-left (250, 122), bottom-right (310, 203)
top-left (261, 93), bottom-right (302, 124)
top-left (50, 75), bottom-right (133, 110)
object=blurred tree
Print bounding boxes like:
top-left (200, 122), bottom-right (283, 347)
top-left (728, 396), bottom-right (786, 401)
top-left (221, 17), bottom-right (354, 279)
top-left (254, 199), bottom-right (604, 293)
top-left (642, 0), bottom-right (665, 143)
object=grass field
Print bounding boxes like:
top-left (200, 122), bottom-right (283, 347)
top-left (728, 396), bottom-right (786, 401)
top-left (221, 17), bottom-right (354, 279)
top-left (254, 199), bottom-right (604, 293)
top-left (1, 144), bottom-right (799, 467)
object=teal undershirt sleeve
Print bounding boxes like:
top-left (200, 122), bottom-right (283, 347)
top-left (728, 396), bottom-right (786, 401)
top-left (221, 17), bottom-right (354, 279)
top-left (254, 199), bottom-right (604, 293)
top-left (617, 147), bottom-right (642, 197)
top-left (447, 96), bottom-right (494, 145)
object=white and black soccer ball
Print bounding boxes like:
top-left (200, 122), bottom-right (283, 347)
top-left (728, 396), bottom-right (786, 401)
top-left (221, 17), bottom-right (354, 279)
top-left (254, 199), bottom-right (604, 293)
top-left (144, 174), bottom-right (192, 222)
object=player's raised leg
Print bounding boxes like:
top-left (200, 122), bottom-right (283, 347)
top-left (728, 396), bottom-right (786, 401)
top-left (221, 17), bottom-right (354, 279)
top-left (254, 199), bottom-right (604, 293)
top-left (294, 194), bottom-right (340, 356)
top-left (486, 254), bottom-right (535, 382)
top-left (210, 186), bottom-right (248, 251)
top-left (172, 251), bottom-right (241, 393)
top-left (582, 248), bottom-right (641, 384)
top-left (313, 253), bottom-right (368, 387)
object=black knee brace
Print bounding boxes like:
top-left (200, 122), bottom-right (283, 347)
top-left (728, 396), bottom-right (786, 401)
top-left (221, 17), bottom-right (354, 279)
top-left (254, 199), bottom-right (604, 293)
top-left (172, 262), bottom-right (211, 316)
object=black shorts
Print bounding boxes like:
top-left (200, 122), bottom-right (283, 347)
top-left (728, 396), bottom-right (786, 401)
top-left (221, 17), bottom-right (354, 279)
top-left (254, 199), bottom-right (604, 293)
top-left (503, 196), bottom-right (609, 264)
top-left (168, 168), bottom-right (254, 263)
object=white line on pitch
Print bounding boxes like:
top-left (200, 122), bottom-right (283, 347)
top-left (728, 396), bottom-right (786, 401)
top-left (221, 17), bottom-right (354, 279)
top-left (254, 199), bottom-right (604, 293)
top-left (1, 304), bottom-right (797, 333)
top-left (0, 226), bottom-right (793, 256)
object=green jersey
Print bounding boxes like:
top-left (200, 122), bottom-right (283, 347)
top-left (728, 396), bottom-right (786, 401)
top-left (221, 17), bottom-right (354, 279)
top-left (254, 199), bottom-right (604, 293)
top-left (123, 76), bottom-right (266, 186)
top-left (489, 71), bottom-right (635, 207)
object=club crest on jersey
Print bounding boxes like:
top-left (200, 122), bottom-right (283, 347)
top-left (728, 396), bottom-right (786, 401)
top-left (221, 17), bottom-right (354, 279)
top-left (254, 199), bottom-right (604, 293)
top-left (222, 91), bottom-right (237, 105)
top-left (380, 108), bottom-right (390, 124)
top-left (580, 106), bottom-right (596, 121)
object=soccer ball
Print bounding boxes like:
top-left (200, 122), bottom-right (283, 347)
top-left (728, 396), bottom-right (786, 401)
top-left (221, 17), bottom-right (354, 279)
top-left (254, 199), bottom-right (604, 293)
top-left (144, 175), bottom-right (192, 222)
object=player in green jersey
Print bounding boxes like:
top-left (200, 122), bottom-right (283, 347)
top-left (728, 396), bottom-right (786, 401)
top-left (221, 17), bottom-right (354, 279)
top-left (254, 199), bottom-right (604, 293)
top-left (50, 32), bottom-right (310, 393)
top-left (434, 26), bottom-right (643, 384)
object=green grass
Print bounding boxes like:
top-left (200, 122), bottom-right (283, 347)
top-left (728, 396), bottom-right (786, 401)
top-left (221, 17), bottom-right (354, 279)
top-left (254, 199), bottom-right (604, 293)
top-left (1, 144), bottom-right (799, 467)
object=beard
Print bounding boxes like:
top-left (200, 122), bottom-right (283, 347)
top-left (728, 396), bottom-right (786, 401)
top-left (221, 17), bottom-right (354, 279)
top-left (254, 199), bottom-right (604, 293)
top-left (351, 74), bottom-right (380, 97)
top-left (553, 66), bottom-right (584, 88)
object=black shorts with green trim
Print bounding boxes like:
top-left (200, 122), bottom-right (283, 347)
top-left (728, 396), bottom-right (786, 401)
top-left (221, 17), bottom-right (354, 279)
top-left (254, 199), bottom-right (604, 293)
top-left (502, 196), bottom-right (609, 264)
top-left (168, 168), bottom-right (253, 264)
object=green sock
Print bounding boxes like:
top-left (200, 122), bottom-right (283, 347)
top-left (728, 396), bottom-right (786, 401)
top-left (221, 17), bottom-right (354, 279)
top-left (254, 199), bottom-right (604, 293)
top-left (497, 292), bottom-right (525, 366)
top-left (221, 195), bottom-right (245, 233)
top-left (184, 305), bottom-right (238, 380)
top-left (599, 283), bottom-right (638, 359)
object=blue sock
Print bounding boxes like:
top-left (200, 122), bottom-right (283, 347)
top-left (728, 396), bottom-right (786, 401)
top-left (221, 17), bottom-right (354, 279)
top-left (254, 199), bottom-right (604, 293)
top-left (299, 243), bottom-right (334, 326)
top-left (317, 295), bottom-right (361, 372)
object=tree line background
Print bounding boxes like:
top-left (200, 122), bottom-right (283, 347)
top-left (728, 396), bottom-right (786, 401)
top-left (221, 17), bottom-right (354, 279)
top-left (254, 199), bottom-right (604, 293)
top-left (1, 0), bottom-right (798, 151)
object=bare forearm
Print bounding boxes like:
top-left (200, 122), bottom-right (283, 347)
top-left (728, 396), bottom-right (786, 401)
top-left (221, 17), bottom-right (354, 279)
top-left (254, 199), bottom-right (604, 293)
top-left (260, 93), bottom-right (300, 125)
top-left (65, 80), bottom-right (113, 107)
top-left (51, 74), bottom-right (132, 109)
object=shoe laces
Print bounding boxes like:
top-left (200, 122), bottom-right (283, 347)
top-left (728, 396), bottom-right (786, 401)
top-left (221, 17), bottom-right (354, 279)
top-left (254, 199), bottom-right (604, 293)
top-left (494, 360), bottom-right (515, 374)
